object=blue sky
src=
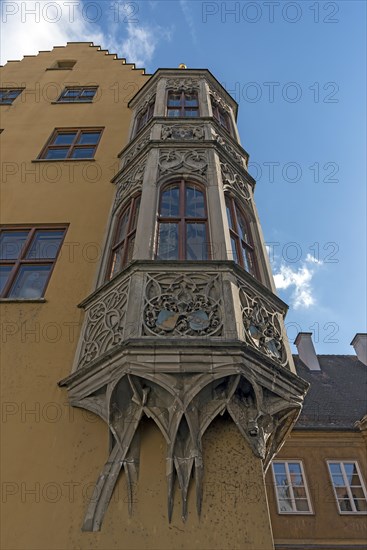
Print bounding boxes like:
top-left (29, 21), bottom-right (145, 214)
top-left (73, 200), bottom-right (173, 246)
top-left (1, 0), bottom-right (366, 353)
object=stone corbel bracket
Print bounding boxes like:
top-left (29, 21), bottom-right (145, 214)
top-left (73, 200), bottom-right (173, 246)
top-left (59, 354), bottom-right (307, 532)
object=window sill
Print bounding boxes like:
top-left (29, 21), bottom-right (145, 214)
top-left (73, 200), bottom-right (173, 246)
top-left (277, 511), bottom-right (314, 515)
top-left (32, 158), bottom-right (96, 163)
top-left (0, 298), bottom-right (46, 303)
top-left (51, 101), bottom-right (94, 104)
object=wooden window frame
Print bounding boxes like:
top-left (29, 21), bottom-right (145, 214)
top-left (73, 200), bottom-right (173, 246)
top-left (0, 225), bottom-right (67, 299)
top-left (156, 179), bottom-right (210, 261)
top-left (38, 127), bottom-right (103, 160)
top-left (56, 87), bottom-right (98, 103)
top-left (327, 460), bottom-right (367, 514)
top-left (212, 101), bottom-right (232, 134)
top-left (272, 460), bottom-right (313, 515)
top-left (225, 195), bottom-right (258, 277)
top-left (135, 100), bottom-right (155, 135)
top-left (167, 91), bottom-right (199, 118)
top-left (107, 195), bottom-right (141, 280)
top-left (0, 88), bottom-right (23, 105)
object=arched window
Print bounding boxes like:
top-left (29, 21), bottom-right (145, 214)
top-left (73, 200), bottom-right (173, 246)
top-left (225, 195), bottom-right (257, 277)
top-left (156, 181), bottom-right (209, 260)
top-left (107, 195), bottom-right (141, 279)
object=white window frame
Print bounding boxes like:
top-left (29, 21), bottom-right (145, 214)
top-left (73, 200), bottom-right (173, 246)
top-left (327, 460), bottom-right (367, 514)
top-left (271, 460), bottom-right (313, 514)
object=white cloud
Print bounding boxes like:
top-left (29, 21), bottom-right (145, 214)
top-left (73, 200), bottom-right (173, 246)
top-left (0, 1), bottom-right (171, 67)
top-left (119, 21), bottom-right (170, 67)
top-left (179, 0), bottom-right (197, 45)
top-left (273, 260), bottom-right (322, 309)
top-left (305, 253), bottom-right (323, 265)
top-left (0, 1), bottom-right (104, 65)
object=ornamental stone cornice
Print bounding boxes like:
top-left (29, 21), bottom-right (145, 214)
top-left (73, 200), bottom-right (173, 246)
top-left (128, 69), bottom-right (238, 117)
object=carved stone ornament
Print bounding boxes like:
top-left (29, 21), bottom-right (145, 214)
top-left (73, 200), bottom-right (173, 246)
top-left (161, 125), bottom-right (205, 141)
top-left (114, 160), bottom-right (146, 208)
top-left (78, 278), bottom-right (130, 368)
top-left (166, 78), bottom-right (200, 92)
top-left (209, 87), bottom-right (231, 112)
top-left (213, 131), bottom-right (246, 167)
top-left (123, 133), bottom-right (150, 166)
top-left (220, 161), bottom-right (252, 202)
top-left (62, 368), bottom-right (303, 531)
top-left (158, 149), bottom-right (208, 176)
top-left (143, 272), bottom-right (223, 337)
top-left (239, 282), bottom-right (288, 366)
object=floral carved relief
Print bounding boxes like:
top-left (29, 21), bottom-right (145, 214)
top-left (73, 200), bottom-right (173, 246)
top-left (158, 149), bottom-right (208, 176)
top-left (213, 131), bottom-right (247, 166)
top-left (161, 125), bottom-right (205, 141)
top-left (220, 161), bottom-right (252, 201)
top-left (123, 134), bottom-right (150, 166)
top-left (166, 78), bottom-right (200, 92)
top-left (209, 87), bottom-right (231, 112)
top-left (143, 272), bottom-right (223, 337)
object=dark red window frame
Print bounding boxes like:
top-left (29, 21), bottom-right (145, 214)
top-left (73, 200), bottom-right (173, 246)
top-left (135, 100), bottom-right (155, 134)
top-left (212, 101), bottom-right (232, 134)
top-left (107, 195), bottom-right (141, 280)
top-left (0, 225), bottom-right (67, 299)
top-left (225, 196), bottom-right (258, 278)
top-left (156, 180), bottom-right (210, 260)
top-left (167, 91), bottom-right (199, 118)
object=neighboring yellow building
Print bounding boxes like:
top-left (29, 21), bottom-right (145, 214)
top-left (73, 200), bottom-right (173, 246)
top-left (1, 43), bottom-right (366, 550)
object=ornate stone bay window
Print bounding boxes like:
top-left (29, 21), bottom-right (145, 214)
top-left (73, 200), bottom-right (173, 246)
top-left (59, 68), bottom-right (308, 532)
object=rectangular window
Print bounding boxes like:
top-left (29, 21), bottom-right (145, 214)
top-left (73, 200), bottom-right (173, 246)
top-left (327, 461), bottom-right (367, 514)
top-left (38, 128), bottom-right (103, 160)
top-left (167, 91), bottom-right (199, 117)
top-left (0, 226), bottom-right (66, 299)
top-left (272, 461), bottom-right (313, 514)
top-left (135, 100), bottom-right (155, 134)
top-left (0, 89), bottom-right (23, 105)
top-left (57, 87), bottom-right (98, 103)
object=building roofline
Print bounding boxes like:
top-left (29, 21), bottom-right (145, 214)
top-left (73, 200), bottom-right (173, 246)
top-left (0, 42), bottom-right (152, 74)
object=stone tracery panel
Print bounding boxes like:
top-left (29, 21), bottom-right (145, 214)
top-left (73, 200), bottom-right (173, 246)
top-left (114, 158), bottom-right (146, 209)
top-left (238, 281), bottom-right (287, 366)
top-left (143, 272), bottom-right (223, 337)
top-left (78, 277), bottom-right (130, 368)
